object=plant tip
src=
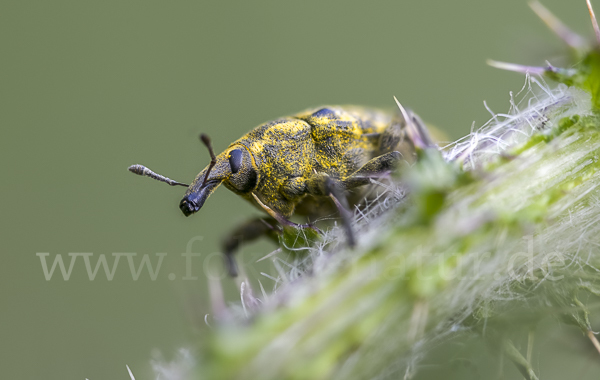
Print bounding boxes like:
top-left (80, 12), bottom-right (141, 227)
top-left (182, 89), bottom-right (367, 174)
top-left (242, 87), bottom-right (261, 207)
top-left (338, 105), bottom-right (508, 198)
top-left (528, 0), bottom-right (586, 49)
top-left (587, 0), bottom-right (600, 45)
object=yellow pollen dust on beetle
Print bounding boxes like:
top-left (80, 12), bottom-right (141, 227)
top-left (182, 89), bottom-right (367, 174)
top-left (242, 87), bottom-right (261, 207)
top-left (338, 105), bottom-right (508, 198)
top-left (128, 98), bottom-right (433, 276)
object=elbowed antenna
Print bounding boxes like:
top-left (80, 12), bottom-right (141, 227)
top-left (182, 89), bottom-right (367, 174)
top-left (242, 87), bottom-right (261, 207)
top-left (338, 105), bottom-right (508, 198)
top-left (178, 133), bottom-right (227, 217)
top-left (127, 164), bottom-right (189, 187)
top-left (199, 133), bottom-right (217, 187)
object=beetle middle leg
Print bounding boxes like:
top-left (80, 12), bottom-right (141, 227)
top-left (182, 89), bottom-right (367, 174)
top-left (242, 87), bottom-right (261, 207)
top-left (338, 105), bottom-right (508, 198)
top-left (222, 216), bottom-right (279, 277)
top-left (303, 151), bottom-right (404, 246)
top-left (341, 151), bottom-right (404, 189)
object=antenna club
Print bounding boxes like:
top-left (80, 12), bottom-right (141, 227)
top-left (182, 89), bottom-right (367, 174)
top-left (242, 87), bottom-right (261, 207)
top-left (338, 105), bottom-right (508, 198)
top-left (128, 164), bottom-right (146, 175)
top-left (200, 133), bottom-right (211, 147)
top-left (127, 164), bottom-right (189, 187)
top-left (199, 133), bottom-right (218, 186)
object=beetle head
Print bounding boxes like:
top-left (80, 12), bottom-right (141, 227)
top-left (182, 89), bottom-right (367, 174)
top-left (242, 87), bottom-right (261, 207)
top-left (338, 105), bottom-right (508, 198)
top-left (179, 142), bottom-right (259, 217)
top-left (179, 150), bottom-right (229, 216)
top-left (128, 134), bottom-right (259, 217)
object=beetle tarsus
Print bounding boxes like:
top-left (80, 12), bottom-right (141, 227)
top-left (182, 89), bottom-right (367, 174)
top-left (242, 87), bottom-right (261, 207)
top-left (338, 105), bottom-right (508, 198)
top-left (325, 177), bottom-right (356, 247)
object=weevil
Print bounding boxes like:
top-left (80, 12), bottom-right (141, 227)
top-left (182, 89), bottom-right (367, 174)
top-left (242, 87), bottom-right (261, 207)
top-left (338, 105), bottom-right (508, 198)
top-left (129, 99), bottom-right (433, 276)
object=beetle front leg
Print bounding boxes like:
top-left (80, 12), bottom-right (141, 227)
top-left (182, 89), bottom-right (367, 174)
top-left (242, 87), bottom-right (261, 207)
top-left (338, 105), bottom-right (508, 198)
top-left (251, 193), bottom-right (321, 231)
top-left (222, 217), bottom-right (279, 277)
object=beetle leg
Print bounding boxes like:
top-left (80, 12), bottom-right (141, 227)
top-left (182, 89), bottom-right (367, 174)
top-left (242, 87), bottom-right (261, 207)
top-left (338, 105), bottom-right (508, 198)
top-left (324, 177), bottom-right (356, 247)
top-left (342, 151), bottom-right (404, 189)
top-left (222, 217), bottom-right (279, 277)
top-left (311, 151), bottom-right (407, 246)
top-left (301, 150), bottom-right (406, 248)
top-left (251, 193), bottom-right (321, 231)
top-left (279, 177), bottom-right (307, 202)
top-left (304, 173), bottom-right (356, 246)
top-left (378, 119), bottom-right (404, 154)
top-left (303, 152), bottom-right (401, 194)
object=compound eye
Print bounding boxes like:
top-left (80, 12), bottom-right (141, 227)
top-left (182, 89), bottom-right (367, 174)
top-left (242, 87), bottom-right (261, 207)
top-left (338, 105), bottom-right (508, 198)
top-left (311, 107), bottom-right (336, 119)
top-left (229, 149), bottom-right (243, 174)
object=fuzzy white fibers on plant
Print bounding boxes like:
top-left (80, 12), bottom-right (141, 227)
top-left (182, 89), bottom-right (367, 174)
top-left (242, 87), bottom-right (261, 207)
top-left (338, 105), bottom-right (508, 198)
top-left (445, 75), bottom-right (591, 167)
top-left (150, 349), bottom-right (196, 380)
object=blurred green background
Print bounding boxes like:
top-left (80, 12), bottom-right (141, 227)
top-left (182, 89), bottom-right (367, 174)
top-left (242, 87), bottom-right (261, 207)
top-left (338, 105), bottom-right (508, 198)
top-left (1, 0), bottom-right (596, 379)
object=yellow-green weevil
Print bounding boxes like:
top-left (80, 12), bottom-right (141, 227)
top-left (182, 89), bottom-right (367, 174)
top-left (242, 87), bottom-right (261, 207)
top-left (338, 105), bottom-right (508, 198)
top-left (128, 99), bottom-right (432, 276)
